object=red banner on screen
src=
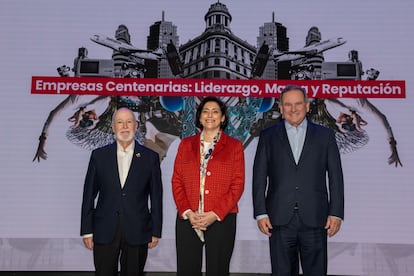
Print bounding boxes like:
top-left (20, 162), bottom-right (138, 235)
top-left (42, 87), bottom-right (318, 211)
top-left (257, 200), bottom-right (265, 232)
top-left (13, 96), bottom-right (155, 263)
top-left (31, 76), bottom-right (406, 98)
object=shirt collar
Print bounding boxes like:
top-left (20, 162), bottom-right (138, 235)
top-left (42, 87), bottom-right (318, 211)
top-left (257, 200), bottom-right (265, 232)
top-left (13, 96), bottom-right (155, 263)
top-left (285, 119), bottom-right (307, 131)
top-left (116, 140), bottom-right (135, 153)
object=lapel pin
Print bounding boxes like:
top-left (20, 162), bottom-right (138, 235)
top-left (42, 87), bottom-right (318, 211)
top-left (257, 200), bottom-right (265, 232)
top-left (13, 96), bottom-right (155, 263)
top-left (135, 153), bottom-right (141, 158)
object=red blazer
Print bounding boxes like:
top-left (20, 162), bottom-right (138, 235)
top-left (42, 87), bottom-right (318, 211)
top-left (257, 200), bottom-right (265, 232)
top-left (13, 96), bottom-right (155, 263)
top-left (172, 132), bottom-right (245, 221)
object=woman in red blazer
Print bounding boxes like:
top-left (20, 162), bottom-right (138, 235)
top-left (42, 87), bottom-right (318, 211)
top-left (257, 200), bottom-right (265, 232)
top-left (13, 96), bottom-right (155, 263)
top-left (172, 96), bottom-right (245, 276)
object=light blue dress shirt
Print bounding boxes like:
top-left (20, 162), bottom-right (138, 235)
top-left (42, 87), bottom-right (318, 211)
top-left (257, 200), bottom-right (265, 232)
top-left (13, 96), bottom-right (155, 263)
top-left (285, 119), bottom-right (307, 164)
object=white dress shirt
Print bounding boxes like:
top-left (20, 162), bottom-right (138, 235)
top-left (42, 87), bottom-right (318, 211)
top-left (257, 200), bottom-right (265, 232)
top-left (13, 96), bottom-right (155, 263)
top-left (117, 141), bottom-right (134, 188)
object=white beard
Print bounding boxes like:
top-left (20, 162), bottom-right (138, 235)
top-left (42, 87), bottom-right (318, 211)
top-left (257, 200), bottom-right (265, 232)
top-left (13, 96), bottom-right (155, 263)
top-left (115, 133), bottom-right (135, 143)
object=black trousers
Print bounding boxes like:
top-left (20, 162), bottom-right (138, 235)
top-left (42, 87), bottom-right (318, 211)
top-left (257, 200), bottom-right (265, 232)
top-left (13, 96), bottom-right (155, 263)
top-left (175, 213), bottom-right (236, 276)
top-left (93, 215), bottom-right (148, 276)
top-left (269, 211), bottom-right (327, 276)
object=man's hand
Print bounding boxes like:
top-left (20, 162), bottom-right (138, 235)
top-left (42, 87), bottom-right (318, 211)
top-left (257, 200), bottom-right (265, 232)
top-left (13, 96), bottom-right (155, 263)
top-left (325, 216), bottom-right (342, 237)
top-left (148, 236), bottom-right (159, 249)
top-left (83, 236), bottom-right (93, 250)
top-left (257, 217), bottom-right (273, 237)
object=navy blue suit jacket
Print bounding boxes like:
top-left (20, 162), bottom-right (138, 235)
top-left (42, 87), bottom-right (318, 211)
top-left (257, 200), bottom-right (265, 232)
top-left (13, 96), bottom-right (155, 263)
top-left (253, 120), bottom-right (344, 227)
top-left (80, 141), bottom-right (163, 245)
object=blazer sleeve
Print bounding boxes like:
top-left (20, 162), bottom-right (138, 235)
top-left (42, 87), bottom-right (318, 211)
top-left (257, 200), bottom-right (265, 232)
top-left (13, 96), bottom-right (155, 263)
top-left (80, 150), bottom-right (99, 236)
top-left (252, 130), bottom-right (269, 218)
top-left (149, 151), bottom-right (163, 238)
top-left (171, 140), bottom-right (193, 217)
top-left (327, 129), bottom-right (345, 219)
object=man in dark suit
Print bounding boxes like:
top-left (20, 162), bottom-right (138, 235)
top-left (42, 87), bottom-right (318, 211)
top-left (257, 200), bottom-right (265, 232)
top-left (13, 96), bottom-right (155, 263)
top-left (253, 85), bottom-right (344, 276)
top-left (81, 107), bottom-right (163, 276)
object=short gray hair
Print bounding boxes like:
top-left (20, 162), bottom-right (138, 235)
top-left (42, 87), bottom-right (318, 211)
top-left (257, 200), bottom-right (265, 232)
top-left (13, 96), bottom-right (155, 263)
top-left (280, 84), bottom-right (308, 103)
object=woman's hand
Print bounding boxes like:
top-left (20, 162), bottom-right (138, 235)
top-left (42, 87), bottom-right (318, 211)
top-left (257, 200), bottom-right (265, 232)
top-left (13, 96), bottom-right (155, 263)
top-left (193, 211), bottom-right (218, 230)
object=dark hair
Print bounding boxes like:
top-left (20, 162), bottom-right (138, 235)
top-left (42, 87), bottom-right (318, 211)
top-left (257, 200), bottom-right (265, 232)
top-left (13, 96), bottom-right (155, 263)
top-left (195, 96), bottom-right (229, 130)
top-left (280, 84), bottom-right (308, 103)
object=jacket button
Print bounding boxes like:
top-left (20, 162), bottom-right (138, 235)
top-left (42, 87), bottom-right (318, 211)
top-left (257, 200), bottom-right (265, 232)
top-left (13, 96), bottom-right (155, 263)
top-left (207, 171), bottom-right (211, 176)
top-left (205, 190), bottom-right (209, 194)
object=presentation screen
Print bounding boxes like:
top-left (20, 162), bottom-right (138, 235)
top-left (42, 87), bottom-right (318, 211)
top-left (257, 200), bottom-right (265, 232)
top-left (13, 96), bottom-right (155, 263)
top-left (0, 1), bottom-right (413, 275)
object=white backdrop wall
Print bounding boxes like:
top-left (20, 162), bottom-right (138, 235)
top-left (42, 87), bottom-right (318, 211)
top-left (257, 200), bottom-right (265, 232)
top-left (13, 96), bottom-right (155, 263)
top-left (1, 1), bottom-right (414, 275)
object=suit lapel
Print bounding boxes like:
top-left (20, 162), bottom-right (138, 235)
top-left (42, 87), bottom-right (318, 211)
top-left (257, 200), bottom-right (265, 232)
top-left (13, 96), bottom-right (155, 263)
top-left (297, 121), bottom-right (316, 165)
top-left (190, 133), bottom-right (201, 161)
top-left (189, 131), bottom-right (226, 162)
top-left (275, 122), bottom-right (296, 165)
top-left (124, 141), bottom-right (142, 188)
top-left (212, 132), bottom-right (226, 155)
top-left (109, 143), bottom-right (122, 189)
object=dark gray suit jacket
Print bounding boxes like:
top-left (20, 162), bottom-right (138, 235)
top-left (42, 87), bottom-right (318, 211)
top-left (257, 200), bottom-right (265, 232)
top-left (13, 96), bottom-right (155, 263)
top-left (253, 120), bottom-right (344, 227)
top-left (80, 141), bottom-right (162, 245)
